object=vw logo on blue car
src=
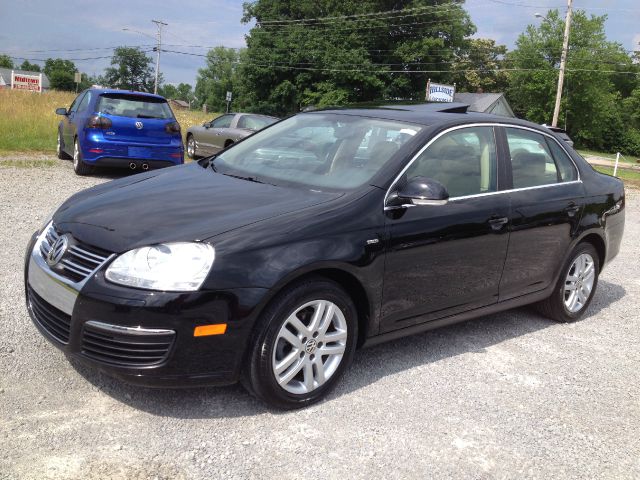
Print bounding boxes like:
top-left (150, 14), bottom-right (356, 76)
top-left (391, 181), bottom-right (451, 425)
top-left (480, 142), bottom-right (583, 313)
top-left (135, 121), bottom-right (144, 130)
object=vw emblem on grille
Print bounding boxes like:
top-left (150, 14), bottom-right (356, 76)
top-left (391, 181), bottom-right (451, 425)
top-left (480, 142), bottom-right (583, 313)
top-left (305, 338), bottom-right (317, 354)
top-left (135, 121), bottom-right (143, 130)
top-left (46, 234), bottom-right (69, 267)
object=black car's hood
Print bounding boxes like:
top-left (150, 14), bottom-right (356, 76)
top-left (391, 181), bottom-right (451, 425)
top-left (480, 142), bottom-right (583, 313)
top-left (54, 163), bottom-right (341, 253)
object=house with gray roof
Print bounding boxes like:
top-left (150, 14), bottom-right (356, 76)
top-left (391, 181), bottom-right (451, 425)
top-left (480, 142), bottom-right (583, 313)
top-left (453, 92), bottom-right (515, 117)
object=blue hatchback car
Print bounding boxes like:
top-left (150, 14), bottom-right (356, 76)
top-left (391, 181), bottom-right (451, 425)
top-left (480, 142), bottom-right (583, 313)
top-left (55, 89), bottom-right (184, 175)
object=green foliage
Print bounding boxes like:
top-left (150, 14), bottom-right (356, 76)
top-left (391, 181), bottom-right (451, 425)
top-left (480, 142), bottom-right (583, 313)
top-left (236, 0), bottom-right (475, 115)
top-left (506, 10), bottom-right (639, 154)
top-left (43, 58), bottom-right (78, 91)
top-left (194, 47), bottom-right (240, 112)
top-left (160, 83), bottom-right (194, 103)
top-left (0, 54), bottom-right (13, 68)
top-left (450, 38), bottom-right (508, 93)
top-left (19, 60), bottom-right (41, 72)
top-left (101, 47), bottom-right (157, 92)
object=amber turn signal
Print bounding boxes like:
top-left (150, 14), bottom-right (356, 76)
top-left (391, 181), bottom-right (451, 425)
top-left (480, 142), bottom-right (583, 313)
top-left (194, 324), bottom-right (227, 337)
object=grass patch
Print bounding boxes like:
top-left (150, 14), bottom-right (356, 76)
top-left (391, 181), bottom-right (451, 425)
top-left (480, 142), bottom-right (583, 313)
top-left (593, 165), bottom-right (640, 188)
top-left (0, 89), bottom-right (219, 152)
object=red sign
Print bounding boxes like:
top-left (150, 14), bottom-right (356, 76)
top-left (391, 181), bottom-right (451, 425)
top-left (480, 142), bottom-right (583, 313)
top-left (12, 72), bottom-right (42, 92)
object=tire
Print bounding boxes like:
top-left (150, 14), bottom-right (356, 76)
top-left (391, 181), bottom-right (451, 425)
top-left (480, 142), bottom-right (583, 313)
top-left (536, 243), bottom-right (600, 322)
top-left (243, 278), bottom-right (358, 409)
top-left (72, 139), bottom-right (93, 176)
top-left (56, 131), bottom-right (71, 160)
top-left (224, 140), bottom-right (234, 149)
top-left (186, 135), bottom-right (197, 159)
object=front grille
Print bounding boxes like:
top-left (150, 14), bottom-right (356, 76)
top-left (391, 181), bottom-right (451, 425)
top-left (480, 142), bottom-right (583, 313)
top-left (40, 225), bottom-right (111, 283)
top-left (81, 322), bottom-right (175, 367)
top-left (27, 286), bottom-right (72, 344)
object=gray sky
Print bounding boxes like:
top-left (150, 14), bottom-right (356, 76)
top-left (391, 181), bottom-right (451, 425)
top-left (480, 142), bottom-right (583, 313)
top-left (0, 0), bottom-right (638, 86)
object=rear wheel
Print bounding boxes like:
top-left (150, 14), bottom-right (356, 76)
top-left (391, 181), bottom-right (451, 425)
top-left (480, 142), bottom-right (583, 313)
top-left (243, 278), bottom-right (358, 409)
top-left (536, 243), bottom-right (600, 322)
top-left (186, 135), bottom-right (197, 159)
top-left (56, 131), bottom-right (71, 160)
top-left (224, 139), bottom-right (234, 148)
top-left (73, 139), bottom-right (93, 176)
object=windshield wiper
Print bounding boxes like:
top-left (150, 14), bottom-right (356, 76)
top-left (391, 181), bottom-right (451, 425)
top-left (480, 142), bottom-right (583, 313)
top-left (222, 173), bottom-right (265, 184)
top-left (136, 114), bottom-right (161, 119)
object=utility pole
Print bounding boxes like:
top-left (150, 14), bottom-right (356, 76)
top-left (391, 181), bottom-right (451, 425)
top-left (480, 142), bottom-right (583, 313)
top-left (151, 19), bottom-right (168, 95)
top-left (552, 0), bottom-right (573, 127)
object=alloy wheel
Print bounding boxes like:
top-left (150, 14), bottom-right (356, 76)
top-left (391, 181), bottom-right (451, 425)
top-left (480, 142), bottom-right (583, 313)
top-left (73, 141), bottom-right (79, 169)
top-left (56, 133), bottom-right (61, 156)
top-left (187, 137), bottom-right (195, 158)
top-left (272, 299), bottom-right (348, 395)
top-left (564, 253), bottom-right (595, 313)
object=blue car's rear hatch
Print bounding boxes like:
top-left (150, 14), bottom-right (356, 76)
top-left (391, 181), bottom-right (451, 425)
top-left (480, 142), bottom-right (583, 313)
top-left (95, 93), bottom-right (176, 145)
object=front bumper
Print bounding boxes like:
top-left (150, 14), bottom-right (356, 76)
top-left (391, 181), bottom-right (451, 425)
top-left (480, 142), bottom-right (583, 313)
top-left (24, 230), bottom-right (267, 387)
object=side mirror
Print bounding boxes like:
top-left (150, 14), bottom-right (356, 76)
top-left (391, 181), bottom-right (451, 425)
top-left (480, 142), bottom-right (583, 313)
top-left (387, 176), bottom-right (449, 208)
top-left (203, 122), bottom-right (211, 128)
top-left (55, 108), bottom-right (68, 116)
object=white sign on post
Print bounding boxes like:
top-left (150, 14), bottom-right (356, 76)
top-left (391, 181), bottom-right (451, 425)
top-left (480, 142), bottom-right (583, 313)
top-left (11, 71), bottom-right (43, 92)
top-left (426, 81), bottom-right (455, 103)
top-left (226, 91), bottom-right (232, 102)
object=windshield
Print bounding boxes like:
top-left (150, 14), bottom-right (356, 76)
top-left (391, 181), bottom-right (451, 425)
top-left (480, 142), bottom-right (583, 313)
top-left (97, 94), bottom-right (174, 119)
top-left (213, 113), bottom-right (423, 190)
top-left (238, 115), bottom-right (278, 130)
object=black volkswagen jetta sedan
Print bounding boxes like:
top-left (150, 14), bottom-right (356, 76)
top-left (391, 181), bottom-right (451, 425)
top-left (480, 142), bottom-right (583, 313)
top-left (25, 103), bottom-right (625, 409)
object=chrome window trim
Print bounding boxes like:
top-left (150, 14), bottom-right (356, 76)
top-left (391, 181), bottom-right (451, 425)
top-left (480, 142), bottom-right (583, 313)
top-left (383, 122), bottom-right (582, 208)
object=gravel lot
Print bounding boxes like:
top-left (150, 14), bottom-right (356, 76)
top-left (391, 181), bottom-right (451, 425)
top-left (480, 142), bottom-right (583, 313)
top-left (1, 159), bottom-right (639, 479)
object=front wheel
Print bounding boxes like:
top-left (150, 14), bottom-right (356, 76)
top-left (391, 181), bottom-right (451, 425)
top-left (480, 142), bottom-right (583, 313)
top-left (186, 135), bottom-right (197, 159)
top-left (243, 278), bottom-right (358, 409)
top-left (73, 139), bottom-right (93, 176)
top-left (536, 243), bottom-right (600, 322)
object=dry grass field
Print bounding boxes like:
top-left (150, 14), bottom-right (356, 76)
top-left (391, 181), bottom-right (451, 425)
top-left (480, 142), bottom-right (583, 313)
top-left (0, 89), bottom-right (217, 153)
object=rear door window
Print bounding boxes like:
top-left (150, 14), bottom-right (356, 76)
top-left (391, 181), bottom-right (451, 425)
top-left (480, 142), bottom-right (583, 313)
top-left (505, 128), bottom-right (560, 188)
top-left (546, 137), bottom-right (578, 182)
top-left (76, 91), bottom-right (91, 113)
top-left (97, 94), bottom-right (174, 119)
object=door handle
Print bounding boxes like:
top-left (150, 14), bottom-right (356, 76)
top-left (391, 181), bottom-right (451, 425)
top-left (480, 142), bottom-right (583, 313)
top-left (564, 203), bottom-right (580, 217)
top-left (488, 216), bottom-right (509, 231)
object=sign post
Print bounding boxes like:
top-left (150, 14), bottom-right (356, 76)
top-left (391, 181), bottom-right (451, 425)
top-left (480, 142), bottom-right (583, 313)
top-left (74, 72), bottom-right (82, 93)
top-left (225, 91), bottom-right (233, 113)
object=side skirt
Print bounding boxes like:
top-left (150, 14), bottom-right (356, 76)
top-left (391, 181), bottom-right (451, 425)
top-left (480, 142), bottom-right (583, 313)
top-left (361, 285), bottom-right (554, 349)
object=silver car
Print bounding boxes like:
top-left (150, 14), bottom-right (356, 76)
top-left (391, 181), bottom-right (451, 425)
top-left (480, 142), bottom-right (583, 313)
top-left (186, 113), bottom-right (279, 158)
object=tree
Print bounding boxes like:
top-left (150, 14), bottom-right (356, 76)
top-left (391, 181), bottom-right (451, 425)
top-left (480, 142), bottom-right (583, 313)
top-left (43, 58), bottom-right (77, 91)
top-left (0, 54), bottom-right (13, 68)
top-left (450, 38), bottom-right (508, 93)
top-left (102, 47), bottom-right (157, 92)
top-left (159, 82), bottom-right (194, 103)
top-left (506, 10), bottom-right (634, 151)
top-left (195, 47), bottom-right (240, 112)
top-left (19, 60), bottom-right (41, 72)
top-left (238, 0), bottom-right (475, 115)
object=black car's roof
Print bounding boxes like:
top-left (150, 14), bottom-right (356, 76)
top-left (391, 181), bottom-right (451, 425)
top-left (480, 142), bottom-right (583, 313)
top-left (309, 103), bottom-right (543, 132)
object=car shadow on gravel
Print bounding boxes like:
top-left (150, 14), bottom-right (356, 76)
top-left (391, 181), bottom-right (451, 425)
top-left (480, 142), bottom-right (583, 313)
top-left (68, 280), bottom-right (625, 418)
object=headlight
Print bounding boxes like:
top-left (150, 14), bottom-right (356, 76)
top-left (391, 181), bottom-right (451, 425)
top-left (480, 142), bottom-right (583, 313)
top-left (105, 242), bottom-right (215, 292)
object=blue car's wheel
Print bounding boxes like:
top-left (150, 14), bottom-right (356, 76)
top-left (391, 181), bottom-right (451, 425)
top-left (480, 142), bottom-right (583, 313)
top-left (73, 139), bottom-right (93, 176)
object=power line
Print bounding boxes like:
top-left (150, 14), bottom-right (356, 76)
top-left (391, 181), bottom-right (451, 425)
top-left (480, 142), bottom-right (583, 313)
top-left (257, 3), bottom-right (467, 25)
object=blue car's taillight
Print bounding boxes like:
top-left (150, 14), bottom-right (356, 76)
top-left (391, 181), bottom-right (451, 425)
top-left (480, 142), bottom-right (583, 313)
top-left (86, 115), bottom-right (112, 129)
top-left (165, 121), bottom-right (181, 134)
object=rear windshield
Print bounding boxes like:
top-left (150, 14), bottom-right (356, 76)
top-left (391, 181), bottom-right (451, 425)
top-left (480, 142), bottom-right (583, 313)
top-left (96, 94), bottom-right (174, 119)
